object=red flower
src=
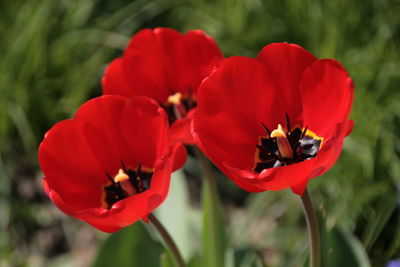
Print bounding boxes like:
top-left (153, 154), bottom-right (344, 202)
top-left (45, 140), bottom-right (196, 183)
top-left (39, 96), bottom-right (186, 232)
top-left (193, 43), bottom-right (354, 195)
top-left (102, 27), bottom-right (223, 144)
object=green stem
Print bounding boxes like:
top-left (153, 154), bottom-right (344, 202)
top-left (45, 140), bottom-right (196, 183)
top-left (194, 147), bottom-right (223, 267)
top-left (194, 147), bottom-right (218, 233)
top-left (300, 190), bottom-right (321, 267)
top-left (148, 213), bottom-right (186, 267)
top-left (193, 147), bottom-right (217, 196)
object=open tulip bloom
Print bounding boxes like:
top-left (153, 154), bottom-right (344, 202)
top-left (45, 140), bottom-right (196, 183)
top-left (102, 28), bottom-right (223, 144)
top-left (193, 42), bottom-right (354, 196)
top-left (39, 95), bottom-right (186, 233)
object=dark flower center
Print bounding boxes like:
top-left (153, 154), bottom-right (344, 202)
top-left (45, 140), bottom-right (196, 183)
top-left (161, 92), bottom-right (197, 124)
top-left (102, 162), bottom-right (153, 209)
top-left (253, 114), bottom-right (323, 173)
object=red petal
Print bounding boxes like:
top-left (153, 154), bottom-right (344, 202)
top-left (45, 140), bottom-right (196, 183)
top-left (345, 120), bottom-right (354, 136)
top-left (43, 177), bottom-right (80, 217)
top-left (102, 58), bottom-right (133, 97)
top-left (170, 108), bottom-right (197, 145)
top-left (76, 190), bottom-right (152, 232)
top-left (194, 56), bottom-right (276, 172)
top-left (257, 43), bottom-right (317, 125)
top-left (74, 95), bottom-right (131, 174)
top-left (223, 157), bottom-right (317, 192)
top-left (146, 143), bottom-right (182, 199)
top-left (74, 95), bottom-right (170, 170)
top-left (120, 96), bottom-right (170, 168)
top-left (171, 143), bottom-right (187, 171)
top-left (121, 28), bottom-right (179, 102)
top-left (290, 119), bottom-right (354, 195)
top-left (173, 30), bottom-right (223, 94)
top-left (39, 120), bottom-right (105, 209)
top-left (84, 222), bottom-right (122, 233)
top-left (300, 59), bottom-right (354, 137)
top-left (212, 164), bottom-right (267, 193)
top-left (290, 180), bottom-right (309, 196)
top-left (293, 60), bottom-right (354, 193)
top-left (311, 120), bottom-right (351, 176)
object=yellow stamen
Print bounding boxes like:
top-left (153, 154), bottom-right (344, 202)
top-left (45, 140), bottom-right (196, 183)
top-left (270, 124), bottom-right (294, 159)
top-left (114, 169), bottom-right (137, 196)
top-left (114, 169), bottom-right (129, 183)
top-left (167, 92), bottom-right (182, 105)
top-left (270, 124), bottom-right (286, 138)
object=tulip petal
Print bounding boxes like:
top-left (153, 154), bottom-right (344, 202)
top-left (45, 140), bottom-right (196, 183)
top-left (224, 157), bottom-right (317, 192)
top-left (74, 95), bottom-right (132, 174)
top-left (121, 28), bottom-right (178, 102)
top-left (195, 56), bottom-right (279, 171)
top-left (174, 30), bottom-right (223, 94)
top-left (171, 142), bottom-right (188, 171)
top-left (120, 96), bottom-right (170, 168)
top-left (102, 58), bottom-right (133, 97)
top-left (300, 59), bottom-right (354, 137)
top-left (170, 108), bottom-right (197, 145)
top-left (257, 43), bottom-right (317, 125)
top-left (39, 120), bottom-right (106, 209)
top-left (43, 177), bottom-right (80, 217)
top-left (290, 119), bottom-right (353, 194)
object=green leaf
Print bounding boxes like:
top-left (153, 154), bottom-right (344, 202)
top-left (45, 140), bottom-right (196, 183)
top-left (362, 194), bottom-right (398, 251)
top-left (161, 252), bottom-right (176, 267)
top-left (188, 255), bottom-right (202, 267)
top-left (201, 162), bottom-right (226, 267)
top-left (305, 207), bottom-right (370, 267)
top-left (325, 227), bottom-right (371, 267)
top-left (232, 248), bottom-right (267, 267)
top-left (318, 205), bottom-right (329, 267)
top-left (92, 223), bottom-right (162, 267)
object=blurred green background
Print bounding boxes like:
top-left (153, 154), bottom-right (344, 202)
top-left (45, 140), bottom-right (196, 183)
top-left (0, 0), bottom-right (399, 266)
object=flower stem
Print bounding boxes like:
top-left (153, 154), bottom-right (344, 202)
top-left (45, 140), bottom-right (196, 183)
top-left (194, 147), bottom-right (224, 267)
top-left (193, 147), bottom-right (219, 233)
top-left (148, 213), bottom-right (186, 267)
top-left (300, 190), bottom-right (321, 267)
top-left (194, 147), bottom-right (217, 196)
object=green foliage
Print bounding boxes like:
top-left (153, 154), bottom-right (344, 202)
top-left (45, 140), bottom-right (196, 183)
top-left (92, 223), bottom-right (162, 267)
top-left (315, 205), bottom-right (371, 267)
top-left (325, 228), bottom-right (371, 267)
top-left (161, 252), bottom-right (176, 267)
top-left (304, 227), bottom-right (371, 267)
top-left (200, 153), bottom-right (227, 267)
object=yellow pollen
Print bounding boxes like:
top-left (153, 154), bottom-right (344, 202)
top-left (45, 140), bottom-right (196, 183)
top-left (114, 169), bottom-right (129, 183)
top-left (167, 92), bottom-right (182, 105)
top-left (271, 124), bottom-right (294, 159)
top-left (270, 124), bottom-right (286, 138)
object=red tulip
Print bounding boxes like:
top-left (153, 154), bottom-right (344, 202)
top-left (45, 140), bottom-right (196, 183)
top-left (102, 27), bottom-right (223, 144)
top-left (193, 43), bottom-right (354, 195)
top-left (39, 96), bottom-right (186, 232)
